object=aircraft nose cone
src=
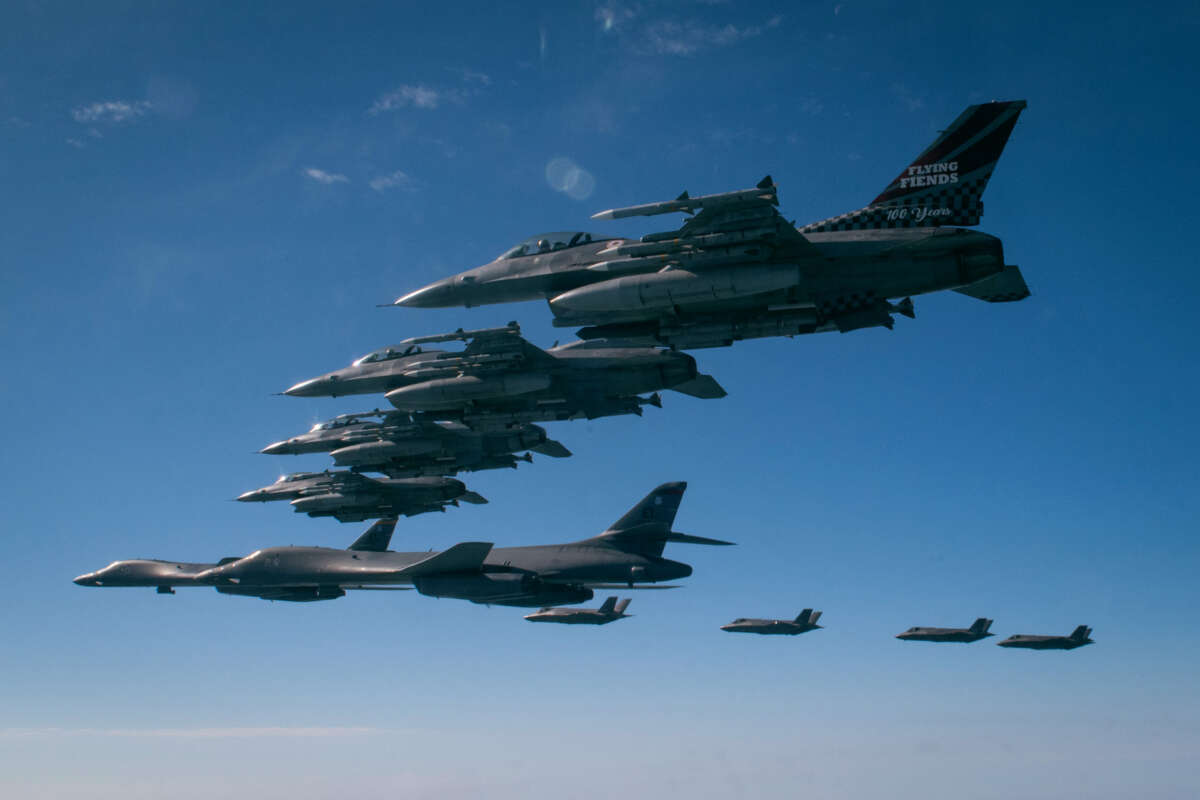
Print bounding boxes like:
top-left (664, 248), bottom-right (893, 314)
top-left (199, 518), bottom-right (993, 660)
top-left (73, 573), bottom-right (95, 586)
top-left (236, 490), bottom-right (264, 502)
top-left (260, 440), bottom-right (291, 455)
top-left (284, 377), bottom-right (328, 397)
top-left (394, 277), bottom-right (459, 308)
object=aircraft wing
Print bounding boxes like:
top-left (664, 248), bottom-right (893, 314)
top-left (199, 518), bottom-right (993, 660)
top-left (395, 541), bottom-right (494, 577)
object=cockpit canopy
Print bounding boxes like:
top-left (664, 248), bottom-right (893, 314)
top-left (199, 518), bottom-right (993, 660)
top-left (498, 231), bottom-right (604, 260)
top-left (308, 417), bottom-right (367, 432)
top-left (352, 344), bottom-right (423, 366)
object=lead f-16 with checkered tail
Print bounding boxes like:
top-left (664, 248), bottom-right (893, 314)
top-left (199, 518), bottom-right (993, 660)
top-left (395, 101), bottom-right (1029, 349)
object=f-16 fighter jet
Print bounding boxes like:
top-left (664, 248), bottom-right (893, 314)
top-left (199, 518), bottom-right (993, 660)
top-left (235, 471), bottom-right (486, 522)
top-left (76, 482), bottom-right (733, 607)
top-left (282, 322), bottom-right (725, 427)
top-left (261, 411), bottom-right (571, 477)
top-left (524, 596), bottom-right (632, 625)
top-left (997, 625), bottom-right (1094, 650)
top-left (720, 608), bottom-right (824, 635)
top-left (395, 101), bottom-right (1029, 350)
top-left (896, 617), bottom-right (994, 643)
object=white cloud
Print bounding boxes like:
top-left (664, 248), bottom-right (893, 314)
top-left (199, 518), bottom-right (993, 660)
top-left (644, 15), bottom-right (781, 56)
top-left (0, 726), bottom-right (383, 739)
top-left (595, 3), bottom-right (638, 33)
top-left (369, 169), bottom-right (414, 192)
top-left (369, 85), bottom-right (442, 114)
top-left (303, 167), bottom-right (350, 184)
top-left (72, 100), bottom-right (152, 123)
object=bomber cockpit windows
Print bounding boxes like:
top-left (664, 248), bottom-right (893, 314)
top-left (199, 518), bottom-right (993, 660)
top-left (352, 344), bottom-right (423, 366)
top-left (498, 232), bottom-right (598, 259)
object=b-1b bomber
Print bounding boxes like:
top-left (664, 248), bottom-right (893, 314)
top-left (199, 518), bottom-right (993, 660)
top-left (77, 482), bottom-right (733, 607)
top-left (236, 470), bottom-right (486, 522)
top-left (396, 101), bottom-right (1030, 350)
top-left (261, 411), bottom-right (571, 478)
top-left (282, 322), bottom-right (725, 429)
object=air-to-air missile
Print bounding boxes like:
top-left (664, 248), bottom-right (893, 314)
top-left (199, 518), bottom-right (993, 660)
top-left (77, 483), bottom-right (732, 607)
top-left (524, 597), bottom-right (632, 625)
top-left (281, 322), bottom-right (724, 428)
top-left (896, 618), bottom-right (995, 643)
top-left (236, 471), bottom-right (486, 522)
top-left (261, 411), bottom-right (571, 477)
top-left (997, 625), bottom-right (1094, 651)
top-left (720, 608), bottom-right (824, 636)
top-left (394, 101), bottom-right (1029, 350)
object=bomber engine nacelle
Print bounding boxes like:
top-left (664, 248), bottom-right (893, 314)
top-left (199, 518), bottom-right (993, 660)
top-left (385, 373), bottom-right (552, 411)
top-left (216, 585), bottom-right (346, 602)
top-left (548, 264), bottom-right (804, 320)
top-left (412, 573), bottom-right (594, 607)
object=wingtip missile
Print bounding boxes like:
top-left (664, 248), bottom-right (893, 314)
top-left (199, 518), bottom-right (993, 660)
top-left (591, 179), bottom-right (778, 220)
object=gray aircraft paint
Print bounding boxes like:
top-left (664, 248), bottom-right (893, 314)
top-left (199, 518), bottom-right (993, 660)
top-left (721, 608), bottom-right (824, 636)
top-left (997, 625), bottom-right (1094, 650)
top-left (394, 101), bottom-right (1029, 350)
top-left (235, 471), bottom-right (485, 523)
top-left (524, 597), bottom-right (632, 625)
top-left (896, 617), bottom-right (994, 643)
top-left (281, 323), bottom-right (724, 428)
top-left (76, 483), bottom-right (732, 607)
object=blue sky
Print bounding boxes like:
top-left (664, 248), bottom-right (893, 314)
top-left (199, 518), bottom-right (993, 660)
top-left (2, 2), bottom-right (1198, 798)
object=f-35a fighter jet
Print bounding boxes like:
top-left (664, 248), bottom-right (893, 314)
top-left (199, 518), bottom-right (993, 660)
top-left (896, 617), bottom-right (994, 643)
top-left (261, 411), bottom-right (571, 477)
top-left (236, 471), bottom-right (486, 522)
top-left (524, 596), bottom-right (632, 625)
top-left (282, 322), bottom-right (724, 427)
top-left (396, 101), bottom-right (1028, 350)
top-left (720, 608), bottom-right (824, 635)
top-left (997, 625), bottom-right (1094, 650)
top-left (77, 482), bottom-right (733, 606)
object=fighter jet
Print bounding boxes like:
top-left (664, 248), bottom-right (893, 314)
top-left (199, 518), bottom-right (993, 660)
top-left (997, 625), bottom-right (1094, 650)
top-left (896, 617), bottom-right (994, 643)
top-left (261, 411), bottom-right (571, 477)
top-left (235, 470), bottom-right (486, 522)
top-left (282, 322), bottom-right (724, 426)
top-left (395, 101), bottom-right (1029, 350)
top-left (76, 482), bottom-right (733, 606)
top-left (720, 608), bottom-right (824, 635)
top-left (524, 596), bottom-right (632, 625)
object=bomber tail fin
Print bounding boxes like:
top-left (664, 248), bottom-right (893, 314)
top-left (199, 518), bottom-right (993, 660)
top-left (598, 596), bottom-right (618, 614)
top-left (969, 617), bottom-right (994, 634)
top-left (801, 100), bottom-right (1026, 233)
top-left (348, 519), bottom-right (397, 552)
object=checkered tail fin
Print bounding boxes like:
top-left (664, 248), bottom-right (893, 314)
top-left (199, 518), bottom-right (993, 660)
top-left (801, 100), bottom-right (1026, 233)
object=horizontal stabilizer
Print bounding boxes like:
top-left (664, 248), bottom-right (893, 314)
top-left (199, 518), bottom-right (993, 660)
top-left (530, 440), bottom-right (572, 458)
top-left (459, 491), bottom-right (489, 505)
top-left (585, 583), bottom-right (681, 590)
top-left (671, 374), bottom-right (728, 400)
top-left (398, 541), bottom-right (493, 577)
top-left (666, 531), bottom-right (735, 546)
top-left (954, 265), bottom-right (1030, 303)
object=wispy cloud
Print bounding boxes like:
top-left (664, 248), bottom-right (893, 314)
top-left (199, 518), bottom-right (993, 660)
top-left (72, 100), bottom-right (152, 123)
top-left (302, 167), bottom-right (350, 185)
top-left (595, 3), bottom-right (639, 33)
top-left (369, 84), bottom-right (443, 114)
top-left (644, 15), bottom-right (782, 56)
top-left (369, 169), bottom-right (414, 192)
top-left (0, 726), bottom-right (384, 739)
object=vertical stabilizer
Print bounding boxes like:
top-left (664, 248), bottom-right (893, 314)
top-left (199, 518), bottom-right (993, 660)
top-left (615, 598), bottom-right (632, 615)
top-left (606, 482), bottom-right (687, 533)
top-left (795, 608), bottom-right (815, 625)
top-left (348, 519), bottom-right (397, 552)
top-left (969, 618), bottom-right (993, 634)
top-left (1070, 625), bottom-right (1092, 641)
top-left (801, 100), bottom-right (1026, 233)
top-left (598, 596), bottom-right (618, 614)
